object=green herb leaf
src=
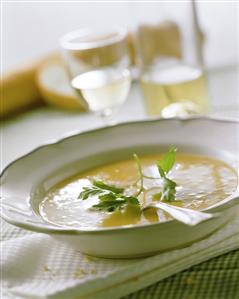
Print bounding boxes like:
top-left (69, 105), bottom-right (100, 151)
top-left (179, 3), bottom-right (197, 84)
top-left (78, 186), bottom-right (104, 200)
top-left (92, 199), bottom-right (127, 212)
top-left (157, 146), bottom-right (177, 174)
top-left (93, 195), bottom-right (139, 212)
top-left (99, 192), bottom-right (117, 202)
top-left (157, 165), bottom-right (166, 179)
top-left (93, 180), bottom-right (124, 194)
top-left (122, 196), bottom-right (139, 205)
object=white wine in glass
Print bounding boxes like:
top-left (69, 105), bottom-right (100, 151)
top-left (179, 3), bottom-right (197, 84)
top-left (133, 1), bottom-right (209, 117)
top-left (72, 66), bottom-right (131, 117)
top-left (60, 27), bottom-right (131, 118)
top-left (141, 61), bottom-right (208, 117)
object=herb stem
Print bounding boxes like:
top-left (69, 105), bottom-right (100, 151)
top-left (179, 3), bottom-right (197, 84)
top-left (133, 153), bottom-right (144, 196)
top-left (142, 174), bottom-right (160, 180)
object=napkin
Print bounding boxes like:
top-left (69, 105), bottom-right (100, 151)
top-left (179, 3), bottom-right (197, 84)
top-left (1, 212), bottom-right (239, 299)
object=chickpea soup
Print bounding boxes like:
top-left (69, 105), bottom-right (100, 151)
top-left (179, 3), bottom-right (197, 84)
top-left (40, 152), bottom-right (237, 228)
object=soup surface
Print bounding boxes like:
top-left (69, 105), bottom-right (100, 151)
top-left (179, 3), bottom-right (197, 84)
top-left (40, 153), bottom-right (238, 228)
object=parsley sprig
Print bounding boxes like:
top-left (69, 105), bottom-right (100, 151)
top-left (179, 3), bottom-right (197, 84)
top-left (78, 146), bottom-right (178, 212)
top-left (79, 180), bottom-right (139, 212)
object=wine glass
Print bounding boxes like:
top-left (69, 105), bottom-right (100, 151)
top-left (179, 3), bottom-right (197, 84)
top-left (131, 1), bottom-right (209, 117)
top-left (60, 27), bottom-right (131, 118)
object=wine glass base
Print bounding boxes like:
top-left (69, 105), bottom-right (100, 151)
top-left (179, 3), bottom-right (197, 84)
top-left (98, 108), bottom-right (114, 118)
top-left (94, 107), bottom-right (119, 126)
top-left (161, 101), bottom-right (202, 118)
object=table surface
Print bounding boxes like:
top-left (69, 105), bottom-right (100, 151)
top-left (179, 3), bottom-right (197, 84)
top-left (1, 66), bottom-right (239, 299)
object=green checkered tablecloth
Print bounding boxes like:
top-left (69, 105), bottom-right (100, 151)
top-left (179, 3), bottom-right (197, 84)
top-left (124, 249), bottom-right (239, 299)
